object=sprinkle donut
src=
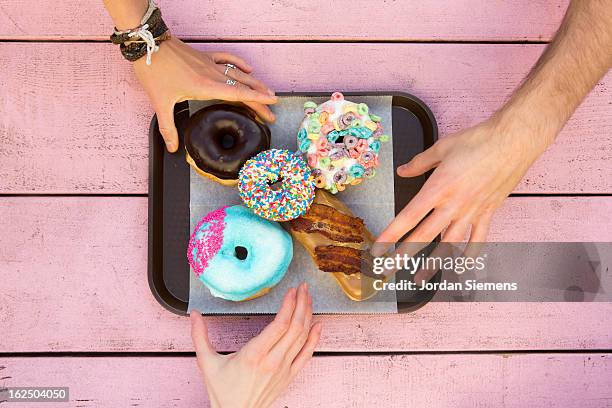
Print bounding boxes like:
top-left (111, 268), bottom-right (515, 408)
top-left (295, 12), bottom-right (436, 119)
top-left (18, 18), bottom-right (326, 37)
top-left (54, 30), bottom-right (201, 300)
top-left (297, 92), bottom-right (390, 194)
top-left (187, 205), bottom-right (293, 301)
top-left (238, 149), bottom-right (315, 222)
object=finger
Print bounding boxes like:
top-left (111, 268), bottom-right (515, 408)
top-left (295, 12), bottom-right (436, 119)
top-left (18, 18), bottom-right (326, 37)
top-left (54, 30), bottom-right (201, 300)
top-left (285, 290), bottom-right (313, 362)
top-left (442, 219), bottom-right (471, 243)
top-left (412, 241), bottom-right (460, 284)
top-left (397, 140), bottom-right (449, 177)
top-left (209, 81), bottom-right (278, 105)
top-left (155, 104), bottom-right (179, 152)
top-left (243, 101), bottom-right (276, 123)
top-left (373, 188), bottom-right (439, 253)
top-left (391, 209), bottom-right (452, 281)
top-left (220, 66), bottom-right (274, 96)
top-left (469, 216), bottom-right (491, 243)
top-left (243, 287), bottom-right (297, 357)
top-left (397, 151), bottom-right (440, 178)
top-left (403, 207), bottom-right (452, 244)
top-left (290, 322), bottom-right (322, 377)
top-left (211, 52), bottom-right (253, 73)
top-left (190, 311), bottom-right (216, 360)
top-left (464, 214), bottom-right (492, 259)
top-left (266, 282), bottom-right (310, 363)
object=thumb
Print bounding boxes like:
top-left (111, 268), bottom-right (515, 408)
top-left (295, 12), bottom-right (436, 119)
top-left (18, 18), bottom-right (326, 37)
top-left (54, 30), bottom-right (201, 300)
top-left (190, 311), bottom-right (216, 363)
top-left (156, 104), bottom-right (179, 152)
top-left (397, 148), bottom-right (440, 177)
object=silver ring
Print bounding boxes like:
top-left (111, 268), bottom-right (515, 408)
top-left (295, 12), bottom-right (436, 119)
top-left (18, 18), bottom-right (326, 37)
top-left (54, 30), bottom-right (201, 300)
top-left (224, 63), bottom-right (236, 76)
top-left (226, 79), bottom-right (237, 86)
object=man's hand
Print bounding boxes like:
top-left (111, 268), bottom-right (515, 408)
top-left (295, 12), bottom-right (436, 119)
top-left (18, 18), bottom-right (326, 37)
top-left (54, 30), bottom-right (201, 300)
top-left (376, 0), bottom-right (612, 260)
top-left (376, 116), bottom-right (546, 249)
top-left (190, 283), bottom-right (321, 408)
top-left (134, 37), bottom-right (277, 152)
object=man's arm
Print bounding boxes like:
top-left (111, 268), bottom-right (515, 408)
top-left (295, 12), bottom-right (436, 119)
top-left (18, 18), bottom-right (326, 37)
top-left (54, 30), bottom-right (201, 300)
top-left (499, 0), bottom-right (612, 149)
top-left (375, 0), bottom-right (612, 257)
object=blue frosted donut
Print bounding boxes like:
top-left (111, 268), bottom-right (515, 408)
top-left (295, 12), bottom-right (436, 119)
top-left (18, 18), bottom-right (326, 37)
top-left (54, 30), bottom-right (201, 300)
top-left (187, 205), bottom-right (293, 301)
top-left (238, 149), bottom-right (315, 222)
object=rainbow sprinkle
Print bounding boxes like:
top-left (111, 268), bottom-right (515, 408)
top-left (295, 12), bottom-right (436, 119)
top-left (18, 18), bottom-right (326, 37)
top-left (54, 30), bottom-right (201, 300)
top-left (187, 206), bottom-right (227, 277)
top-left (238, 149), bottom-right (315, 222)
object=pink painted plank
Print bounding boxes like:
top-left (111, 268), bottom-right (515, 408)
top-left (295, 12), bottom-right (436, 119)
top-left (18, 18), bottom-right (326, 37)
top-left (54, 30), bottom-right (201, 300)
top-left (0, 0), bottom-right (568, 41)
top-left (1, 43), bottom-right (610, 194)
top-left (2, 354), bottom-right (612, 407)
top-left (1, 196), bottom-right (611, 353)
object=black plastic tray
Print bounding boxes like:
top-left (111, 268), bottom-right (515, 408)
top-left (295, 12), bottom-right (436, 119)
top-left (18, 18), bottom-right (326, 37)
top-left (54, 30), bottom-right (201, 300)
top-left (148, 92), bottom-right (440, 315)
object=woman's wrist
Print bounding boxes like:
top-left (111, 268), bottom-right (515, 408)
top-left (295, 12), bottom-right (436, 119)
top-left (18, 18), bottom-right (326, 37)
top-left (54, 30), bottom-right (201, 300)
top-left (103, 0), bottom-right (149, 30)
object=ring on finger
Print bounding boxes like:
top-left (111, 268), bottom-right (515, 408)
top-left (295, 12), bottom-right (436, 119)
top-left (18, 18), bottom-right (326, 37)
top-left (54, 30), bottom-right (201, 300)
top-left (226, 78), bottom-right (237, 86)
top-left (224, 63), bottom-right (237, 76)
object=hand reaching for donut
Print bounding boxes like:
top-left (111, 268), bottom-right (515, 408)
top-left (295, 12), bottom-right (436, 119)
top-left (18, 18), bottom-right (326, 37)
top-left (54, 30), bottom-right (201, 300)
top-left (374, 116), bottom-right (549, 263)
top-left (134, 37), bottom-right (278, 152)
top-left (190, 283), bottom-right (322, 408)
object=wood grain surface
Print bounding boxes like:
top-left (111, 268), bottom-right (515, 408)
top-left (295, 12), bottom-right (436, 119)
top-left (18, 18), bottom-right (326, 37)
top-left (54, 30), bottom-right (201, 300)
top-left (0, 0), bottom-right (569, 41)
top-left (3, 0), bottom-right (611, 405)
top-left (1, 43), bottom-right (610, 194)
top-left (1, 196), bottom-right (611, 353)
top-left (2, 354), bottom-right (611, 407)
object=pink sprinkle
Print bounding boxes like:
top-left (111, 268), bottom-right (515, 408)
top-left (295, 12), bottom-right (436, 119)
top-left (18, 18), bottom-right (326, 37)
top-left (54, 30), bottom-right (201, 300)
top-left (187, 206), bottom-right (228, 277)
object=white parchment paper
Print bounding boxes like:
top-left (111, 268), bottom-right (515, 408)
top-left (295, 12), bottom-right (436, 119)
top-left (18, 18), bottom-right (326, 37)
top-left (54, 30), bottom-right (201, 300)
top-left (187, 96), bottom-right (397, 314)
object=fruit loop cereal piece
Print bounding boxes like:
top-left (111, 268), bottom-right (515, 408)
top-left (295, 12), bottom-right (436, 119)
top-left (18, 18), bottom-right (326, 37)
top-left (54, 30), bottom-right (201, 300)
top-left (238, 149), bottom-right (315, 222)
top-left (296, 92), bottom-right (390, 193)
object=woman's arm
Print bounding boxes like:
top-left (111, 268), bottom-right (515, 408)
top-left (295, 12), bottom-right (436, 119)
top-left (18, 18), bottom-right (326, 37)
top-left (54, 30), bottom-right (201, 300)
top-left (103, 0), bottom-right (278, 152)
top-left (375, 0), bottom-right (612, 255)
top-left (103, 0), bottom-right (148, 30)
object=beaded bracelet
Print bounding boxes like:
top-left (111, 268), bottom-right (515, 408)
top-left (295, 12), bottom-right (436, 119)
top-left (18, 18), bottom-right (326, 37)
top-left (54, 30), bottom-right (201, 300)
top-left (110, 0), bottom-right (170, 65)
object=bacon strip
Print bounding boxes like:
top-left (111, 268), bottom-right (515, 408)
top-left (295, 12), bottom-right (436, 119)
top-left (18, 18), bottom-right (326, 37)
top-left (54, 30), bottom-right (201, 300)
top-left (288, 203), bottom-right (365, 243)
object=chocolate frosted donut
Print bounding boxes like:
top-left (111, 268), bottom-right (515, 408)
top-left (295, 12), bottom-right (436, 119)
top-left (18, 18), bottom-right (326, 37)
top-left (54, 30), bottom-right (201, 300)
top-left (185, 104), bottom-right (271, 185)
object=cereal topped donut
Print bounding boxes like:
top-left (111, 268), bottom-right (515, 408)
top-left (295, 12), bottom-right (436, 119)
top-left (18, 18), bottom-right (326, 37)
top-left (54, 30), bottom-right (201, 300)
top-left (238, 149), bottom-right (315, 222)
top-left (297, 92), bottom-right (390, 194)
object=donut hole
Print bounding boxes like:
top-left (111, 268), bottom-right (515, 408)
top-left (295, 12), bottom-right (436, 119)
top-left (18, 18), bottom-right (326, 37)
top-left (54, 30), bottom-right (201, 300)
top-left (219, 132), bottom-right (237, 149)
top-left (335, 135), bottom-right (345, 144)
top-left (267, 176), bottom-right (284, 191)
top-left (235, 246), bottom-right (248, 260)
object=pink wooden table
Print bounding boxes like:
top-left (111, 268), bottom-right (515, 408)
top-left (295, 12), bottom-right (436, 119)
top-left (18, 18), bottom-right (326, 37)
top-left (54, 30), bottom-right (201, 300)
top-left (2, 1), bottom-right (612, 406)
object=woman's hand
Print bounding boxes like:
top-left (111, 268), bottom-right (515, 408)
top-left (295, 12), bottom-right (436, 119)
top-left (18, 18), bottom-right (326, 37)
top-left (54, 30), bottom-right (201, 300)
top-left (375, 115), bottom-right (551, 254)
top-left (190, 283), bottom-right (321, 408)
top-left (134, 36), bottom-right (278, 152)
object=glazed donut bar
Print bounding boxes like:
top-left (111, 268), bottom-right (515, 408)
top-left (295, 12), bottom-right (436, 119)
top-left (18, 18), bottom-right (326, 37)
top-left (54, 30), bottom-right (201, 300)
top-left (286, 189), bottom-right (383, 301)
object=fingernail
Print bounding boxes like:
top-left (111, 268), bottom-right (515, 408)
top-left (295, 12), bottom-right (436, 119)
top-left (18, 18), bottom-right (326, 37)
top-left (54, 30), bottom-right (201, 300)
top-left (371, 241), bottom-right (393, 257)
top-left (166, 140), bottom-right (177, 152)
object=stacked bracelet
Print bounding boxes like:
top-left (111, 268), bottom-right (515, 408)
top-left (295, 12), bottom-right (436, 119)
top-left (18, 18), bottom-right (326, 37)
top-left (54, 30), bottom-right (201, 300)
top-left (110, 0), bottom-right (170, 65)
